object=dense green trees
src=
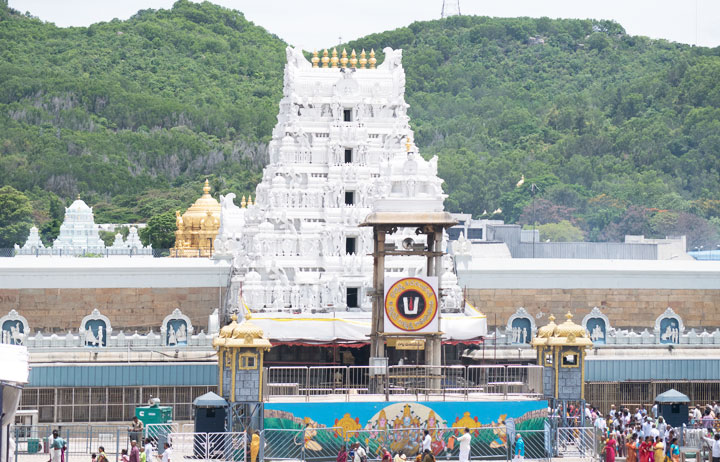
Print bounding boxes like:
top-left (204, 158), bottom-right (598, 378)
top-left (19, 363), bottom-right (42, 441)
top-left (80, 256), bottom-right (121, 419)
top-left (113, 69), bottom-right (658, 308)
top-left (0, 186), bottom-right (33, 247)
top-left (1, 1), bottom-right (719, 248)
top-left (139, 211), bottom-right (176, 249)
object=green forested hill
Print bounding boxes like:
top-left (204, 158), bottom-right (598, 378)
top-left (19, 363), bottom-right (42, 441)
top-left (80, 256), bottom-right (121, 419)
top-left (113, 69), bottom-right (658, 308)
top-left (1, 1), bottom-right (720, 247)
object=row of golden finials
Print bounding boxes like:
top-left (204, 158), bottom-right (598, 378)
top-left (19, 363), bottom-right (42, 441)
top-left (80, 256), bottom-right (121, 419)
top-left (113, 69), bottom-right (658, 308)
top-left (240, 195), bottom-right (254, 208)
top-left (311, 48), bottom-right (378, 69)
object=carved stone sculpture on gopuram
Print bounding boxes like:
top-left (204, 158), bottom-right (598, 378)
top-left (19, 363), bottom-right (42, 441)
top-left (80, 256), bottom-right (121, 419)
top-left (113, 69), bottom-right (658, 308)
top-left (214, 46), bottom-right (464, 315)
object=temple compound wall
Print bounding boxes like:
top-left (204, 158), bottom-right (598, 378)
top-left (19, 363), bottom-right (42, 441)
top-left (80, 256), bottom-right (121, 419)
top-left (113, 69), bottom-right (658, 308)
top-left (468, 288), bottom-right (720, 329)
top-left (457, 258), bottom-right (720, 329)
top-left (0, 258), bottom-right (230, 332)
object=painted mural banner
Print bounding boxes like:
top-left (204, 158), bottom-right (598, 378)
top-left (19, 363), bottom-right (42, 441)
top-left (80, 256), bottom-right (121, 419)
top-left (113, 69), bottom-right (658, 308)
top-left (264, 400), bottom-right (548, 460)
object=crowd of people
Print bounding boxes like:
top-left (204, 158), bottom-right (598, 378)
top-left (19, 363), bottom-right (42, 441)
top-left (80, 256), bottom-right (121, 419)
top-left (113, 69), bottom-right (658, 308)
top-left (573, 402), bottom-right (720, 462)
top-left (334, 428), bottom-right (525, 462)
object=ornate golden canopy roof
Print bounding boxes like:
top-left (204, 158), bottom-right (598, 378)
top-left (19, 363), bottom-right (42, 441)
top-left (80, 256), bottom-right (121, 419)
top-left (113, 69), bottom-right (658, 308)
top-left (531, 312), bottom-right (592, 348)
top-left (213, 314), bottom-right (272, 350)
top-left (181, 179), bottom-right (220, 227)
top-left (537, 314), bottom-right (557, 338)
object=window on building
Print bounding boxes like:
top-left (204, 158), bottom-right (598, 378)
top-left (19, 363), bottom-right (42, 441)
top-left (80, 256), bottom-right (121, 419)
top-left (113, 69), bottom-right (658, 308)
top-left (467, 228), bottom-right (483, 240)
top-left (561, 352), bottom-right (578, 367)
top-left (344, 149), bottom-right (353, 163)
top-left (346, 237), bottom-right (357, 254)
top-left (238, 353), bottom-right (258, 369)
top-left (343, 109), bottom-right (352, 122)
top-left (345, 191), bottom-right (354, 205)
top-left (346, 287), bottom-right (359, 308)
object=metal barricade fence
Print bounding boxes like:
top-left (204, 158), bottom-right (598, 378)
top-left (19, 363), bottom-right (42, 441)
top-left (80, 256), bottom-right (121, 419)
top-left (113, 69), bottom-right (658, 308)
top-left (144, 423), bottom-right (178, 453)
top-left (346, 366), bottom-right (371, 396)
top-left (264, 365), bottom-right (544, 400)
top-left (262, 428), bottom-right (306, 461)
top-left (168, 432), bottom-right (246, 462)
top-left (12, 425), bottom-right (131, 462)
top-left (262, 425), bottom-right (593, 462)
top-left (266, 367), bottom-right (308, 397)
top-left (556, 427), bottom-right (597, 460)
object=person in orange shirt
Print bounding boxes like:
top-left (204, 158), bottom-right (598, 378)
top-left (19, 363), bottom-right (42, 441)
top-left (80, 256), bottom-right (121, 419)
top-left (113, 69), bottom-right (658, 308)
top-left (626, 434), bottom-right (638, 462)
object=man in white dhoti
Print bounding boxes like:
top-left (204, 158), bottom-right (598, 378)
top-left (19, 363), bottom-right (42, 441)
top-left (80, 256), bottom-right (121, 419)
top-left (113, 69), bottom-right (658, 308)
top-left (458, 427), bottom-right (472, 462)
top-left (50, 431), bottom-right (65, 462)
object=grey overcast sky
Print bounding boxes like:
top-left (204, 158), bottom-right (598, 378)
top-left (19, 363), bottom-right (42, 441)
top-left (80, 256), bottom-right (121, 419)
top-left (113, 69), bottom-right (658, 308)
top-left (8, 0), bottom-right (720, 50)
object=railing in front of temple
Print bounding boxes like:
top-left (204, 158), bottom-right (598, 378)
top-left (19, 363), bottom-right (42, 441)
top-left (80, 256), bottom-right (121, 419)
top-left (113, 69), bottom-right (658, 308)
top-left (264, 364), bottom-right (544, 400)
top-left (0, 248), bottom-right (212, 258)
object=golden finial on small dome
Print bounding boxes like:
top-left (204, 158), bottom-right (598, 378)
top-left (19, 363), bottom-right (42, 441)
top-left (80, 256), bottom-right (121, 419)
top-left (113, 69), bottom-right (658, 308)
top-left (565, 312), bottom-right (573, 321)
top-left (241, 195), bottom-right (247, 208)
top-left (203, 179), bottom-right (211, 195)
top-left (548, 314), bottom-right (555, 322)
top-left (321, 49), bottom-right (329, 68)
top-left (340, 48), bottom-right (348, 68)
top-left (231, 313), bottom-right (238, 322)
top-left (359, 49), bottom-right (367, 69)
top-left (350, 49), bottom-right (357, 68)
top-left (406, 136), bottom-right (412, 152)
top-left (311, 50), bottom-right (319, 68)
top-left (369, 49), bottom-right (377, 69)
top-left (330, 48), bottom-right (339, 68)
top-left (248, 195), bottom-right (253, 206)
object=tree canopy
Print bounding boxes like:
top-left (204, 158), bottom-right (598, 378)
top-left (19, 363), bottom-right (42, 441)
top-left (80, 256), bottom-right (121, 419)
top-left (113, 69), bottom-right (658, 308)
top-left (1, 2), bottom-right (719, 248)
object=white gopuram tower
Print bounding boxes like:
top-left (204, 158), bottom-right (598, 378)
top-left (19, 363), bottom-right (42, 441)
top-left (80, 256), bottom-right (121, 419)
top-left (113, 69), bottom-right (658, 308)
top-left (52, 198), bottom-right (106, 255)
top-left (214, 47), bottom-right (483, 343)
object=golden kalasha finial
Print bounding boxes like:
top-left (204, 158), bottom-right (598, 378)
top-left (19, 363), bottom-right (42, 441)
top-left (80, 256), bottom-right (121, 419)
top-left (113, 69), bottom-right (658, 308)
top-left (565, 311), bottom-right (573, 321)
top-left (330, 48), bottom-right (339, 68)
top-left (241, 195), bottom-right (247, 208)
top-left (406, 136), bottom-right (412, 152)
top-left (321, 49), bottom-right (329, 68)
top-left (340, 48), bottom-right (348, 68)
top-left (203, 179), bottom-right (211, 195)
top-left (311, 50), bottom-right (319, 68)
top-left (248, 195), bottom-right (253, 206)
top-left (350, 49), bottom-right (357, 68)
top-left (359, 49), bottom-right (367, 69)
top-left (369, 49), bottom-right (377, 69)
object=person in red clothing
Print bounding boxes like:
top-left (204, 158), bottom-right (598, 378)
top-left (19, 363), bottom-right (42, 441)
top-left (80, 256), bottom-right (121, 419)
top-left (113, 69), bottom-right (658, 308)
top-left (639, 436), bottom-right (652, 462)
top-left (604, 435), bottom-right (618, 462)
top-left (381, 447), bottom-right (392, 462)
top-left (336, 445), bottom-right (347, 462)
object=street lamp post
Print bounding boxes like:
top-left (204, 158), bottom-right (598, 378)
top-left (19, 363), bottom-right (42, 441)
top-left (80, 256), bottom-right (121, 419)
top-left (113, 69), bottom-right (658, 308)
top-left (530, 183), bottom-right (539, 258)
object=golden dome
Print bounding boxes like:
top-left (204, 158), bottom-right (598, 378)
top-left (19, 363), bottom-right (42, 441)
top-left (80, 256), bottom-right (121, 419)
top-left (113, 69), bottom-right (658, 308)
top-left (555, 312), bottom-right (588, 338)
top-left (171, 179), bottom-right (221, 256)
top-left (182, 179), bottom-right (220, 225)
top-left (537, 314), bottom-right (557, 338)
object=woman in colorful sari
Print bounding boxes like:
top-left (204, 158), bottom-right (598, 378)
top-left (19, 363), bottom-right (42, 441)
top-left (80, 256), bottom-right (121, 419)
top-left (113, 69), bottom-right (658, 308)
top-left (653, 436), bottom-right (665, 462)
top-left (639, 436), bottom-right (652, 462)
top-left (604, 435), bottom-right (618, 462)
top-left (626, 434), bottom-right (638, 462)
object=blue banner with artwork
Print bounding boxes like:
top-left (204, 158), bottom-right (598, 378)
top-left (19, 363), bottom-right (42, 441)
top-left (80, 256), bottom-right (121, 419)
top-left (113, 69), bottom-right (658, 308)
top-left (264, 400), bottom-right (547, 459)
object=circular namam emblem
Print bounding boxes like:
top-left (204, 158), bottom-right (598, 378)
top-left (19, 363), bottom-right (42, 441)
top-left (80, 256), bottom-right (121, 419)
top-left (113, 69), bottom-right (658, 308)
top-left (385, 278), bottom-right (438, 332)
